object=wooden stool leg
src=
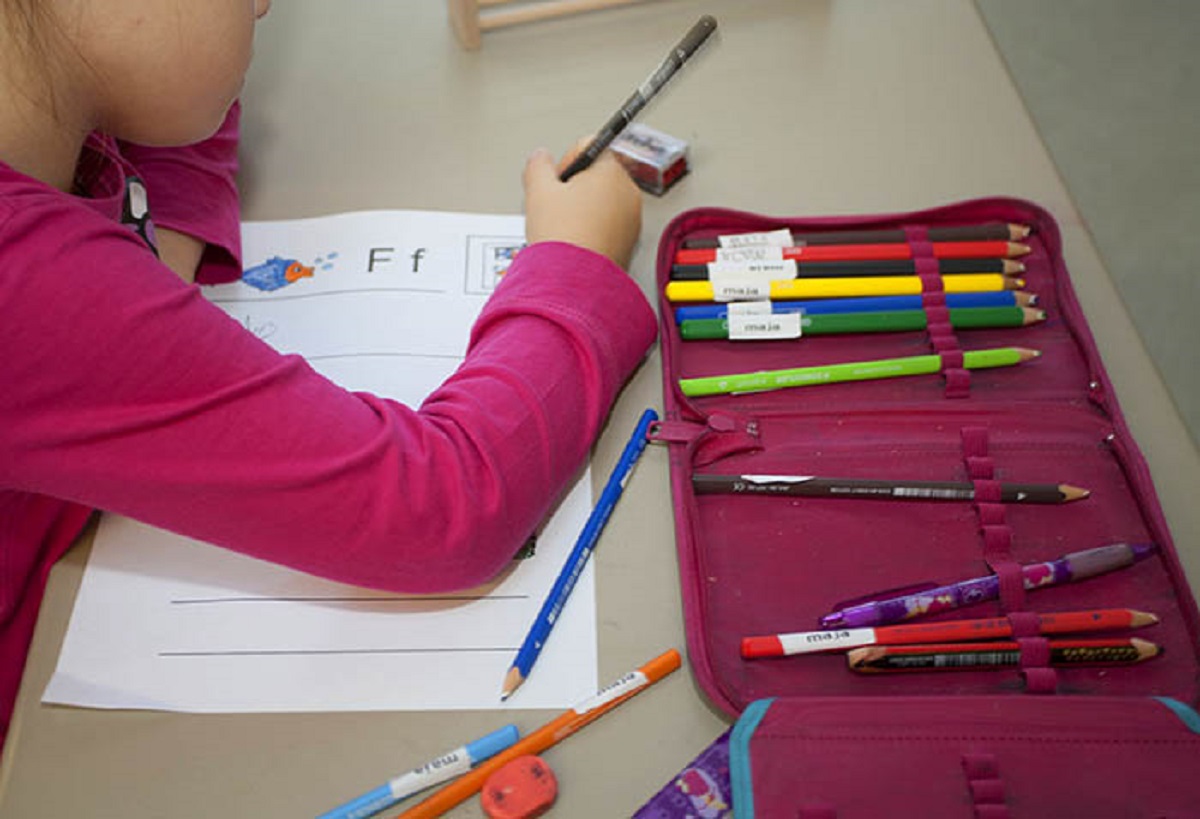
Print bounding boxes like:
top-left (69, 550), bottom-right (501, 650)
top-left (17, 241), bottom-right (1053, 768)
top-left (447, 0), bottom-right (482, 50)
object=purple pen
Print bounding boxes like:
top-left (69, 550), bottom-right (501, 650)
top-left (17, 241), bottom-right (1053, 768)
top-left (819, 542), bottom-right (1157, 629)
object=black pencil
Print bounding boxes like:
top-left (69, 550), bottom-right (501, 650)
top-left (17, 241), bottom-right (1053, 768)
top-left (682, 223), bottom-right (1031, 249)
top-left (670, 257), bottom-right (1026, 281)
top-left (559, 15), bottom-right (717, 182)
top-left (691, 474), bottom-right (1089, 504)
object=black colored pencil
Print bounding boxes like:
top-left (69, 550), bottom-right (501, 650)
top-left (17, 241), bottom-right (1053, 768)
top-left (691, 474), bottom-right (1089, 504)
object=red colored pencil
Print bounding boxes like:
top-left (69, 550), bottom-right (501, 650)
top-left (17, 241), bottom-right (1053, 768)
top-left (741, 609), bottom-right (1157, 659)
top-left (674, 240), bottom-right (1029, 266)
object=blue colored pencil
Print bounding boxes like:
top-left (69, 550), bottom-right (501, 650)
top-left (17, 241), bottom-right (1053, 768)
top-left (500, 408), bottom-right (659, 701)
top-left (316, 724), bottom-right (519, 819)
top-left (672, 290), bottom-right (1033, 325)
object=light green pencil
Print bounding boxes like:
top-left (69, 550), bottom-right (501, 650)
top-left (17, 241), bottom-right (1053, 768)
top-left (678, 347), bottom-right (1040, 397)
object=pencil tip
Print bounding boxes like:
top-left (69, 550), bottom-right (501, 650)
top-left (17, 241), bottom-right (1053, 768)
top-left (1060, 484), bottom-right (1090, 502)
top-left (500, 667), bottom-right (524, 701)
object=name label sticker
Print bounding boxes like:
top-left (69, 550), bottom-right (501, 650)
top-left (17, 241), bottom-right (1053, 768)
top-left (707, 260), bottom-right (797, 280)
top-left (716, 228), bottom-right (793, 249)
top-left (778, 628), bottom-right (877, 655)
top-left (713, 246), bottom-right (785, 264)
top-left (727, 300), bottom-right (775, 317)
top-left (709, 272), bottom-right (773, 302)
top-left (572, 671), bottom-right (648, 715)
top-left (728, 312), bottom-right (802, 340)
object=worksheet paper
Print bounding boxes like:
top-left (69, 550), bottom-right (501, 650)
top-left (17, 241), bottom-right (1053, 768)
top-left (43, 209), bottom-right (599, 713)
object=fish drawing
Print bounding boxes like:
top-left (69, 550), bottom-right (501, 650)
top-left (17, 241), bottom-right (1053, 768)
top-left (241, 256), bottom-right (315, 291)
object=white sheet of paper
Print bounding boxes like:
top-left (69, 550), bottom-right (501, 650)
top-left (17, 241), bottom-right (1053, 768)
top-left (44, 209), bottom-right (598, 712)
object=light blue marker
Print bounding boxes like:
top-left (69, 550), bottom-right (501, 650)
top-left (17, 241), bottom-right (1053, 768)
top-left (316, 724), bottom-right (519, 819)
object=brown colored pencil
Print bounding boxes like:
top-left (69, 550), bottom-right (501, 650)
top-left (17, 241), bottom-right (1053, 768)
top-left (682, 223), bottom-right (1032, 249)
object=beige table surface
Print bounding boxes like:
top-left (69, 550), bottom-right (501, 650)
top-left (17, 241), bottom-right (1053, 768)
top-left (2, 1), bottom-right (1197, 817)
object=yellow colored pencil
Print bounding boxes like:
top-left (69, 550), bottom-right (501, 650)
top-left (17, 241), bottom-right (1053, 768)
top-left (665, 273), bottom-right (1024, 303)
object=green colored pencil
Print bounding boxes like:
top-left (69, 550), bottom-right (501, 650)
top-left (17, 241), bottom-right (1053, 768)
top-left (678, 347), bottom-right (1040, 397)
top-left (679, 306), bottom-right (1045, 341)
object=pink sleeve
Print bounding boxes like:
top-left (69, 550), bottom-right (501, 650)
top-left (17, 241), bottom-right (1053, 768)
top-left (0, 197), bottom-right (656, 593)
top-left (118, 103), bottom-right (243, 284)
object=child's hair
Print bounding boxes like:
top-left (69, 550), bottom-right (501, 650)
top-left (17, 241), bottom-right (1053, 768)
top-left (2, 0), bottom-right (90, 122)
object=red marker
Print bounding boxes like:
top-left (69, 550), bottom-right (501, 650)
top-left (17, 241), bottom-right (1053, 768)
top-left (742, 609), bottom-right (1158, 659)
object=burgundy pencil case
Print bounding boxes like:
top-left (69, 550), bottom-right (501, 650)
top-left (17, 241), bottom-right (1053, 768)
top-left (649, 198), bottom-right (1200, 817)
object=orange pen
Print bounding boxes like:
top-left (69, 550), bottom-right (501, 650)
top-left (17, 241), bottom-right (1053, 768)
top-left (396, 649), bottom-right (682, 819)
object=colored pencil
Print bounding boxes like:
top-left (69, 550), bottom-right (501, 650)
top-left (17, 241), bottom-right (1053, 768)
top-left (680, 306), bottom-right (1045, 340)
top-left (678, 347), bottom-right (1039, 398)
top-left (665, 273), bottom-right (1024, 303)
top-left (741, 609), bottom-right (1158, 658)
top-left (398, 650), bottom-right (682, 819)
top-left (847, 637), bottom-right (1161, 673)
top-left (682, 223), bottom-right (1031, 249)
top-left (674, 240), bottom-right (1029, 266)
top-left (316, 724), bottom-right (519, 819)
top-left (672, 291), bottom-right (1038, 324)
top-left (501, 408), bottom-right (658, 701)
top-left (670, 257), bottom-right (1026, 280)
top-left (691, 473), bottom-right (1087, 504)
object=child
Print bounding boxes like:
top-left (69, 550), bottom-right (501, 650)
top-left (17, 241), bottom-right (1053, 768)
top-left (0, 1), bottom-right (656, 745)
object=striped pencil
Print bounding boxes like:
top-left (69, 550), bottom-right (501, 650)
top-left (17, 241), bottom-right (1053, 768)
top-left (742, 609), bottom-right (1158, 658)
top-left (847, 638), bottom-right (1161, 673)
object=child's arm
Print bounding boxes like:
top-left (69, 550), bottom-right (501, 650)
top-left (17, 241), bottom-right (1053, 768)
top-left (0, 153), bottom-right (655, 594)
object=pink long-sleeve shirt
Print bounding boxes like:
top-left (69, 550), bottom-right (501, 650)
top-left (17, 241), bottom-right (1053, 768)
top-left (0, 107), bottom-right (656, 743)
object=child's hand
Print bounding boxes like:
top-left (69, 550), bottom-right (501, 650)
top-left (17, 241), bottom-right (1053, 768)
top-left (522, 141), bottom-right (642, 269)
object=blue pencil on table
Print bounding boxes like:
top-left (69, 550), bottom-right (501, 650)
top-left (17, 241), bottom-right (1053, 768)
top-left (500, 408), bottom-right (659, 701)
top-left (316, 724), bottom-right (518, 819)
top-left (672, 291), bottom-right (1033, 324)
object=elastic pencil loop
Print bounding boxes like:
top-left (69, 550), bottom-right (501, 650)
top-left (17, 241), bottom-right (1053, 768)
top-left (908, 225), bottom-right (969, 397)
top-left (1018, 634), bottom-right (1058, 694)
top-left (961, 752), bottom-right (1009, 818)
top-left (1005, 610), bottom-right (1043, 639)
top-left (1022, 666), bottom-right (1058, 694)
